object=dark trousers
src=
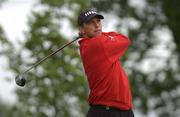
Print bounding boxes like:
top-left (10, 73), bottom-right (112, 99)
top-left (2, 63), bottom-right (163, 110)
top-left (87, 105), bottom-right (135, 117)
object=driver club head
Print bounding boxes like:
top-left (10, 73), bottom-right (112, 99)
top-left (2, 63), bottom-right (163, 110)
top-left (15, 74), bottom-right (27, 87)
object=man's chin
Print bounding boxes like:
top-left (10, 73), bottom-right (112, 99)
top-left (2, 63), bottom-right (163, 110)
top-left (95, 31), bottom-right (102, 36)
top-left (88, 32), bottom-right (102, 38)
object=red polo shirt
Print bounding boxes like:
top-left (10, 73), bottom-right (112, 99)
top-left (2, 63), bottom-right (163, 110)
top-left (79, 32), bottom-right (132, 110)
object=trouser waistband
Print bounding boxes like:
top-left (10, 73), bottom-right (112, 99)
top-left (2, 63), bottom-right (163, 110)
top-left (90, 104), bottom-right (130, 111)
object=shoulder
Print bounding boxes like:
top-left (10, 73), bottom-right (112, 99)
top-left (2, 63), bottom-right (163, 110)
top-left (104, 32), bottom-right (127, 37)
top-left (104, 32), bottom-right (130, 41)
top-left (102, 32), bottom-right (128, 39)
top-left (103, 31), bottom-right (118, 36)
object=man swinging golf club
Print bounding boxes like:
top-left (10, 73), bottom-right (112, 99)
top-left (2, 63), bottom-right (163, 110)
top-left (78, 9), bottom-right (135, 117)
top-left (15, 8), bottom-right (135, 117)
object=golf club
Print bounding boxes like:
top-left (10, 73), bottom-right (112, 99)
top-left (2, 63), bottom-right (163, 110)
top-left (15, 36), bottom-right (80, 87)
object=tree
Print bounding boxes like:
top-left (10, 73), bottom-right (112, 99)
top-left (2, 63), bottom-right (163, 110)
top-left (0, 21), bottom-right (15, 117)
top-left (9, 9), bottom-right (88, 117)
top-left (0, 101), bottom-right (14, 117)
top-left (1, 0), bottom-right (179, 117)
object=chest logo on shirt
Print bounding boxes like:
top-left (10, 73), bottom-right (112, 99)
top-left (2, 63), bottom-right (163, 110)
top-left (108, 35), bottom-right (116, 41)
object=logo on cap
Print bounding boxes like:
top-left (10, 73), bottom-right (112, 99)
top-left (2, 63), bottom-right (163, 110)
top-left (84, 11), bottom-right (97, 17)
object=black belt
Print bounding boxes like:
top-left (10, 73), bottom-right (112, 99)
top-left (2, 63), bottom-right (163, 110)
top-left (90, 104), bottom-right (120, 111)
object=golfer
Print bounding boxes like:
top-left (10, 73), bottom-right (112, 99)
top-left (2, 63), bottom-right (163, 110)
top-left (78, 9), bottom-right (135, 117)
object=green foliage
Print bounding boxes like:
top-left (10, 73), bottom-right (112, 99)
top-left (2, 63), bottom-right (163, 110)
top-left (0, 25), bottom-right (16, 117)
top-left (0, 101), bottom-right (14, 117)
top-left (0, 0), bottom-right (180, 117)
top-left (90, 0), bottom-right (180, 116)
top-left (0, 26), bottom-right (13, 54)
top-left (11, 9), bottom-right (88, 117)
top-left (161, 0), bottom-right (180, 66)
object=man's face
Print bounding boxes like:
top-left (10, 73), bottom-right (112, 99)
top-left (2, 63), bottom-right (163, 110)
top-left (79, 17), bottom-right (102, 38)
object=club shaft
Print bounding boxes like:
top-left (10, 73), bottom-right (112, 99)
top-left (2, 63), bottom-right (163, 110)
top-left (22, 37), bottom-right (79, 75)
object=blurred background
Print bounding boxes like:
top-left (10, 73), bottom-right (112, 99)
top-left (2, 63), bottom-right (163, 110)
top-left (0, 0), bottom-right (179, 117)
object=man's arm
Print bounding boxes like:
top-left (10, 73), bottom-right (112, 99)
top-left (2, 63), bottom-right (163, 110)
top-left (101, 32), bottom-right (131, 63)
